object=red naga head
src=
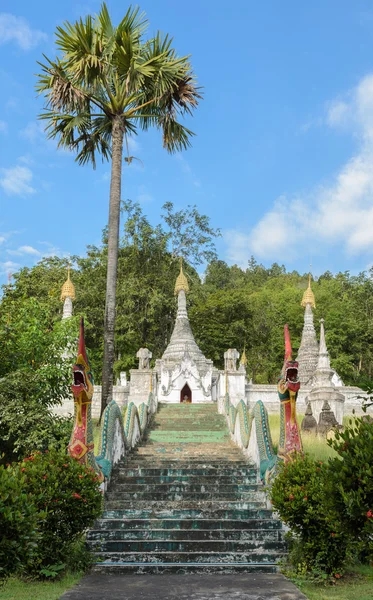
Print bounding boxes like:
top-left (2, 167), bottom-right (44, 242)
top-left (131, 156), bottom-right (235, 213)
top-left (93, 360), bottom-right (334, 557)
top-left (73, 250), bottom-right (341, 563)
top-left (282, 324), bottom-right (300, 393)
top-left (71, 318), bottom-right (94, 401)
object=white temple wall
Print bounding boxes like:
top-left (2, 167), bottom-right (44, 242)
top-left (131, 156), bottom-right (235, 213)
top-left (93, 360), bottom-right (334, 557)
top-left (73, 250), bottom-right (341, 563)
top-left (52, 385), bottom-right (129, 419)
top-left (224, 372), bottom-right (246, 406)
top-left (53, 380), bottom-right (368, 418)
top-left (245, 384), bottom-right (369, 417)
top-left (128, 369), bottom-right (154, 406)
top-left (158, 372), bottom-right (212, 403)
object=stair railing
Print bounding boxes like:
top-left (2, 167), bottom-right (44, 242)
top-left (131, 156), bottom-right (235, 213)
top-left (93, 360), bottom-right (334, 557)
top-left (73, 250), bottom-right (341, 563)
top-left (95, 391), bottom-right (158, 488)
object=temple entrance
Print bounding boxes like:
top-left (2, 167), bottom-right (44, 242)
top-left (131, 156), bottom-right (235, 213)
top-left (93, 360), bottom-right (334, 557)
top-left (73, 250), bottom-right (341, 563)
top-left (180, 383), bottom-right (192, 403)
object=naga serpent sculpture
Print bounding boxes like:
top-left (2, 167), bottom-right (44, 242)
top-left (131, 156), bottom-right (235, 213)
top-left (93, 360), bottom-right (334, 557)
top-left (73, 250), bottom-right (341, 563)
top-left (68, 318), bottom-right (156, 485)
top-left (222, 324), bottom-right (303, 483)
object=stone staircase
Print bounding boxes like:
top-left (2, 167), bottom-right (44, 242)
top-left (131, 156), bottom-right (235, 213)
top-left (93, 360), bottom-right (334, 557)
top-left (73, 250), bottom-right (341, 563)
top-left (88, 403), bottom-right (286, 573)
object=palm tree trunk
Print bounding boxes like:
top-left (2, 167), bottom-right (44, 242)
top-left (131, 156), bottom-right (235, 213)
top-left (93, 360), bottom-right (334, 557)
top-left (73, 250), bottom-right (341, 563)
top-left (100, 116), bottom-right (124, 419)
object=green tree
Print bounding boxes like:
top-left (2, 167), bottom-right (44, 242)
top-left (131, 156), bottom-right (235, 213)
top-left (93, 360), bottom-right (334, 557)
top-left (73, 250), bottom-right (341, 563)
top-left (36, 2), bottom-right (201, 417)
top-left (0, 297), bottom-right (77, 462)
top-left (161, 201), bottom-right (221, 266)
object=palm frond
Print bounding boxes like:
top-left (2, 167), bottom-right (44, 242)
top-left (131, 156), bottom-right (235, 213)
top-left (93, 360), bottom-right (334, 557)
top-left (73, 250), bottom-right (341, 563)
top-left (36, 57), bottom-right (88, 112)
top-left (159, 115), bottom-right (195, 153)
top-left (116, 5), bottom-right (148, 39)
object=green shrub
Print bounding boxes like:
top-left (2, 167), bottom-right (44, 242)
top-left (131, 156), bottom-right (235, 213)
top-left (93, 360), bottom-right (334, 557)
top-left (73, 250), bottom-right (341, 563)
top-left (0, 374), bottom-right (74, 464)
top-left (0, 464), bottom-right (39, 580)
top-left (328, 416), bottom-right (373, 561)
top-left (269, 454), bottom-right (352, 575)
top-left (14, 448), bottom-right (102, 576)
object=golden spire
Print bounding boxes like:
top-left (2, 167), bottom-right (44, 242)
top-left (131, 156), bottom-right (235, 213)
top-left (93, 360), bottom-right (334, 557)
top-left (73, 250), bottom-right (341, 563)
top-left (174, 257), bottom-right (189, 296)
top-left (301, 273), bottom-right (315, 308)
top-left (240, 347), bottom-right (247, 367)
top-left (60, 265), bottom-right (76, 301)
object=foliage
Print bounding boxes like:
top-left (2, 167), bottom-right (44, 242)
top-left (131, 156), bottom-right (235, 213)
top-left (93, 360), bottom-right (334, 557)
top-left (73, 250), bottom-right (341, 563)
top-left (270, 454), bottom-right (352, 574)
top-left (161, 201), bottom-right (221, 266)
top-left (14, 448), bottom-right (102, 576)
top-left (0, 379), bottom-right (73, 463)
top-left (0, 298), bottom-right (78, 462)
top-left (0, 464), bottom-right (39, 581)
top-left (36, 2), bottom-right (201, 165)
top-left (2, 213), bottom-right (373, 385)
top-left (271, 415), bottom-right (373, 575)
top-left (327, 415), bottom-right (373, 561)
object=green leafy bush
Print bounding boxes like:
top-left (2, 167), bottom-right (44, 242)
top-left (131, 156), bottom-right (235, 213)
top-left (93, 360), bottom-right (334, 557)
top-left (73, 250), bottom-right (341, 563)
top-left (270, 454), bottom-right (352, 575)
top-left (0, 464), bottom-right (39, 580)
top-left (328, 415), bottom-right (373, 560)
top-left (14, 448), bottom-right (102, 576)
top-left (0, 375), bottom-right (73, 464)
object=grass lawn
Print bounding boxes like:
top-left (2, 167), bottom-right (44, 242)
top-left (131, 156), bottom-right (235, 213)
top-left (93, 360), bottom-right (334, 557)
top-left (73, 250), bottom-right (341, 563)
top-left (294, 565), bottom-right (373, 600)
top-left (268, 414), bottom-right (337, 461)
top-left (0, 573), bottom-right (82, 600)
top-left (92, 418), bottom-right (102, 453)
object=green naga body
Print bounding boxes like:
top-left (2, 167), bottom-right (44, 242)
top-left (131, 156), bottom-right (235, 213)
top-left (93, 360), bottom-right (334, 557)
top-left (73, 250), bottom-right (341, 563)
top-left (222, 324), bottom-right (303, 483)
top-left (67, 318), bottom-right (155, 483)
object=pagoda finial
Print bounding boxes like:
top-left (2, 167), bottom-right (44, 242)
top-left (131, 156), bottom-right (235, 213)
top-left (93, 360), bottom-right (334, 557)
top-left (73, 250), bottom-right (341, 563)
top-left (174, 257), bottom-right (189, 296)
top-left (240, 346), bottom-right (247, 367)
top-left (60, 263), bottom-right (76, 301)
top-left (301, 273), bottom-right (315, 308)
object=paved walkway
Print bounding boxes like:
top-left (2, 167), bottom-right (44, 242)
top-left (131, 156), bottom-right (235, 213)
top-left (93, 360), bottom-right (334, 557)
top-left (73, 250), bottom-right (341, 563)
top-left (60, 573), bottom-right (308, 600)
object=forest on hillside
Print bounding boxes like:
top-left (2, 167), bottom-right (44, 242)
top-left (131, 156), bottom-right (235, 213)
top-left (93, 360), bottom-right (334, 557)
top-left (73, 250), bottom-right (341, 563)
top-left (1, 202), bottom-right (373, 389)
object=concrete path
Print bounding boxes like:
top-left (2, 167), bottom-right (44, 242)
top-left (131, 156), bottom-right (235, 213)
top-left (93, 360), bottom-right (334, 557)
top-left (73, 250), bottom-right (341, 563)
top-left (60, 573), bottom-right (308, 600)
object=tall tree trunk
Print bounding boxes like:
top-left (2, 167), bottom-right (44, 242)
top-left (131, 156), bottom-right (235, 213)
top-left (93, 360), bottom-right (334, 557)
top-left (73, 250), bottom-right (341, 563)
top-left (100, 116), bottom-right (124, 419)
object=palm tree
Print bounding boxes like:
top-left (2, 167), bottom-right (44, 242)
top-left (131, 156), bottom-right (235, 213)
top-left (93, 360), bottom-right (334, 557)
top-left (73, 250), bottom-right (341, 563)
top-left (36, 3), bottom-right (201, 418)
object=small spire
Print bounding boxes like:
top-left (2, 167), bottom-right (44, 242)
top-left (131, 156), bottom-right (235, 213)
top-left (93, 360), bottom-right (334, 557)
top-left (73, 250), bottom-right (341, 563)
top-left (301, 273), bottom-right (316, 308)
top-left (318, 318), bottom-right (328, 358)
top-left (240, 347), bottom-right (247, 367)
top-left (60, 263), bottom-right (76, 301)
top-left (174, 257), bottom-right (189, 296)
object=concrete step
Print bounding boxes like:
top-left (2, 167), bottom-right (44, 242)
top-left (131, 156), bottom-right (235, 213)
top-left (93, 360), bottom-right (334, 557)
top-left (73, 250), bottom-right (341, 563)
top-left (109, 483), bottom-right (262, 494)
top-left (111, 475), bottom-right (259, 485)
top-left (125, 458), bottom-right (250, 465)
top-left (93, 518), bottom-right (282, 531)
top-left (93, 551), bottom-right (285, 564)
top-left (91, 562), bottom-right (278, 574)
top-left (104, 499), bottom-right (267, 511)
top-left (88, 539), bottom-right (287, 553)
top-left (102, 508), bottom-right (273, 520)
top-left (105, 492), bottom-right (266, 504)
top-left (114, 467), bottom-right (257, 477)
top-left (87, 528), bottom-right (284, 541)
top-left (88, 400), bottom-right (284, 574)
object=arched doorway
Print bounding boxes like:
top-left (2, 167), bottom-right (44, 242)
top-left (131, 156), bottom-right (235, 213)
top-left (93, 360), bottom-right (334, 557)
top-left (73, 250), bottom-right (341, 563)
top-left (180, 383), bottom-right (192, 403)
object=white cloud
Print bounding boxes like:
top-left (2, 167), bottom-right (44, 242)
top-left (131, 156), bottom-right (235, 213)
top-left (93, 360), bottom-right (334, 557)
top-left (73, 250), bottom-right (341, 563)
top-left (0, 165), bottom-right (35, 196)
top-left (7, 245), bottom-right (41, 257)
top-left (0, 13), bottom-right (47, 50)
top-left (0, 121), bottom-right (7, 134)
top-left (19, 121), bottom-right (44, 143)
top-left (327, 100), bottom-right (350, 127)
top-left (0, 236), bottom-right (5, 244)
top-left (19, 245), bottom-right (41, 255)
top-left (226, 74), bottom-right (373, 264)
top-left (18, 154), bottom-right (34, 166)
top-left (0, 260), bottom-right (20, 275)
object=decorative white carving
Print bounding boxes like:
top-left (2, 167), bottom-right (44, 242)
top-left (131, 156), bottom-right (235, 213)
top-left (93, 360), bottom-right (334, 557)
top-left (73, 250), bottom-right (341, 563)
top-left (136, 348), bottom-right (152, 370)
top-left (224, 348), bottom-right (240, 371)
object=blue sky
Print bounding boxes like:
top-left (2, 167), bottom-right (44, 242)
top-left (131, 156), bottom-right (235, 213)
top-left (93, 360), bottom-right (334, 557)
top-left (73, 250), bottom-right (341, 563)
top-left (2, 1), bottom-right (373, 287)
